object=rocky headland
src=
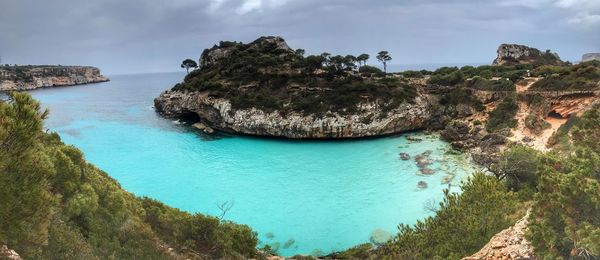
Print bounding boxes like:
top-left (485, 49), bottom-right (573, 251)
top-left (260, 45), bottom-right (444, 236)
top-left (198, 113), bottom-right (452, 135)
top-left (154, 36), bottom-right (481, 138)
top-left (492, 43), bottom-right (565, 66)
top-left (0, 65), bottom-right (109, 91)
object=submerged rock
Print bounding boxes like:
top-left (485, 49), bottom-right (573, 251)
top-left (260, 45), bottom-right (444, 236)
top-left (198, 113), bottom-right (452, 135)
top-left (420, 168), bottom-right (435, 175)
top-left (192, 122), bottom-right (215, 134)
top-left (282, 238), bottom-right (295, 249)
top-left (370, 229), bottom-right (392, 245)
top-left (417, 181), bottom-right (428, 189)
top-left (415, 154), bottom-right (432, 168)
top-left (311, 249), bottom-right (324, 257)
top-left (265, 232), bottom-right (275, 239)
top-left (406, 135), bottom-right (423, 142)
top-left (399, 152), bottom-right (410, 160)
top-left (270, 242), bottom-right (281, 252)
top-left (442, 174), bottom-right (455, 184)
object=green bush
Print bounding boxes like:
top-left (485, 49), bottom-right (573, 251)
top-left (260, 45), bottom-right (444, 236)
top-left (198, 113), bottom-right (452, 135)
top-left (0, 92), bottom-right (259, 259)
top-left (428, 67), bottom-right (464, 86)
top-left (465, 76), bottom-right (516, 91)
top-left (486, 96), bottom-right (519, 132)
top-left (368, 173), bottom-right (519, 259)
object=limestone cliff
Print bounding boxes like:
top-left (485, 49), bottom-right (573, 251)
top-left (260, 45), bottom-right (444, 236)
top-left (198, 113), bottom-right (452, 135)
top-left (493, 44), bottom-right (564, 66)
top-left (582, 53), bottom-right (600, 62)
top-left (155, 36), bottom-right (452, 139)
top-left (0, 65), bottom-right (109, 91)
top-left (155, 90), bottom-right (435, 138)
top-left (464, 211), bottom-right (535, 260)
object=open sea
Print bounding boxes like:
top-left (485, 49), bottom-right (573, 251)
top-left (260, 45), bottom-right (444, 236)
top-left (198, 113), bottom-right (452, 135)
top-left (29, 72), bottom-right (481, 256)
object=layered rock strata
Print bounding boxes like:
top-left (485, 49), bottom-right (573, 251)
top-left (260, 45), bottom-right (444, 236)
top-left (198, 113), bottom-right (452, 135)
top-left (0, 65), bottom-right (109, 91)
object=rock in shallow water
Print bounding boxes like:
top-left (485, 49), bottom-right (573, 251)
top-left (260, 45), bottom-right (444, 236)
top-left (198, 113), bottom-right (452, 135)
top-left (399, 152), bottom-right (410, 160)
top-left (417, 181), bottom-right (428, 189)
top-left (192, 122), bottom-right (215, 134)
top-left (370, 229), bottom-right (392, 245)
top-left (420, 168), bottom-right (436, 175)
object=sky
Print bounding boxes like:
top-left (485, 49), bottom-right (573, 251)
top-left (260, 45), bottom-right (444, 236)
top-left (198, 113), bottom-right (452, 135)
top-left (0, 0), bottom-right (599, 75)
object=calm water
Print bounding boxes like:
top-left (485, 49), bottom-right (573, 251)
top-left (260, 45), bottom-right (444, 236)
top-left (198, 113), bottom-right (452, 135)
top-left (29, 72), bottom-right (480, 256)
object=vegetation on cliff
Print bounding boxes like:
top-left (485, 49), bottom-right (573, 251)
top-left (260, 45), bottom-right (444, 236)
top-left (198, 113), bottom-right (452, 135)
top-left (0, 92), bottom-right (258, 259)
top-left (172, 37), bottom-right (416, 115)
top-left (530, 61), bottom-right (600, 91)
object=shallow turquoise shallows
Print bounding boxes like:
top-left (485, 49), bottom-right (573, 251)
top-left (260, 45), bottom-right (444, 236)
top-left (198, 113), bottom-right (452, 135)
top-left (30, 72), bottom-right (481, 256)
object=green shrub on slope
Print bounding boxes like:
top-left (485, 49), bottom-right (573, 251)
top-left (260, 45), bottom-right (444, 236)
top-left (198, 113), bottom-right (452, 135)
top-left (0, 92), bottom-right (258, 259)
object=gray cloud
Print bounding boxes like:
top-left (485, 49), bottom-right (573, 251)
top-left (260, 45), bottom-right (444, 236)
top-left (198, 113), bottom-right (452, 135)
top-left (0, 0), bottom-right (598, 74)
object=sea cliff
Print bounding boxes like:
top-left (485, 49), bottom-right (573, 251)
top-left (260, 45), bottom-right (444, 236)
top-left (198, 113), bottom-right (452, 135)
top-left (154, 36), bottom-right (475, 138)
top-left (0, 65), bottom-right (109, 91)
top-left (155, 89), bottom-right (435, 138)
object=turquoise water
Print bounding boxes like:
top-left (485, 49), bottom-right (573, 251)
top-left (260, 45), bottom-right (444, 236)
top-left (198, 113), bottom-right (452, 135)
top-left (29, 72), bottom-right (480, 256)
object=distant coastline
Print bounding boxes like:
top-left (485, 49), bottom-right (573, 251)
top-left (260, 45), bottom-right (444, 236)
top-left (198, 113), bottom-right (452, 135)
top-left (0, 65), bottom-right (109, 91)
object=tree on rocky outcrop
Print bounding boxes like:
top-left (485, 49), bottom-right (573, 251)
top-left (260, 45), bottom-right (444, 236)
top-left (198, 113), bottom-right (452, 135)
top-left (376, 51), bottom-right (392, 74)
top-left (320, 52), bottom-right (331, 66)
top-left (295, 49), bottom-right (305, 57)
top-left (344, 55), bottom-right (358, 71)
top-left (180, 59), bottom-right (198, 74)
top-left (357, 54), bottom-right (370, 67)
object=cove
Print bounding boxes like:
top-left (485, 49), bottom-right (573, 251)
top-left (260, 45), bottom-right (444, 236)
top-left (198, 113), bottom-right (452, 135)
top-left (29, 72), bottom-right (481, 256)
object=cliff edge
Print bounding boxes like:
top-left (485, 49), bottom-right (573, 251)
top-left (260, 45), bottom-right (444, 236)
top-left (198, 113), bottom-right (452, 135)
top-left (0, 65), bottom-right (109, 91)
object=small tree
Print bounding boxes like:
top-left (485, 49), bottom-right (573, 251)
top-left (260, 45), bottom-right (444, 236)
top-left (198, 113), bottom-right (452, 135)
top-left (376, 51), bottom-right (392, 74)
top-left (181, 59), bottom-right (198, 74)
top-left (344, 55), bottom-right (358, 71)
top-left (357, 54), bottom-right (369, 67)
top-left (295, 49), bottom-right (306, 57)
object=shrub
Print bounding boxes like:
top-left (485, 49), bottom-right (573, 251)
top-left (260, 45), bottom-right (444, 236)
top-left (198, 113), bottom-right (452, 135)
top-left (368, 173), bottom-right (519, 259)
top-left (465, 76), bottom-right (515, 91)
top-left (486, 96), bottom-right (519, 132)
top-left (359, 65), bottom-right (384, 77)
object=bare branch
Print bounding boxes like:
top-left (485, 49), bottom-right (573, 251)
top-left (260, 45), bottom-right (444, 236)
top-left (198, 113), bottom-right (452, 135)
top-left (216, 200), bottom-right (234, 221)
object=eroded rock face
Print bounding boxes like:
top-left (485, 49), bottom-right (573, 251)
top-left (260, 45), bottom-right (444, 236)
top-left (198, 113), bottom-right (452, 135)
top-left (493, 44), bottom-right (563, 66)
top-left (154, 90), bottom-right (435, 139)
top-left (200, 36), bottom-right (292, 67)
top-left (0, 66), bottom-right (109, 91)
top-left (463, 210), bottom-right (535, 260)
top-left (582, 53), bottom-right (600, 62)
top-left (0, 245), bottom-right (21, 260)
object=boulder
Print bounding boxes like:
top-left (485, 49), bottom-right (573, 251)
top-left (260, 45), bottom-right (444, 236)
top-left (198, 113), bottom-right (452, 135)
top-left (417, 181), bottom-right (428, 189)
top-left (420, 168), bottom-right (435, 175)
top-left (192, 122), bottom-right (215, 134)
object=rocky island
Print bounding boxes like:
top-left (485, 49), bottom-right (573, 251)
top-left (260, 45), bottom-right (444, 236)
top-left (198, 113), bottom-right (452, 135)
top-left (0, 65), bottom-right (109, 91)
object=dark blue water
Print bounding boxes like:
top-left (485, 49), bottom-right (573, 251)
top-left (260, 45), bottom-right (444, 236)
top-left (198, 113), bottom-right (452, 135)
top-left (29, 72), bottom-right (480, 256)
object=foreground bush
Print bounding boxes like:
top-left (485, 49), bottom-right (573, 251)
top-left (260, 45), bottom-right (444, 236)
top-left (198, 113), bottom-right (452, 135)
top-left (368, 173), bottom-right (519, 259)
top-left (0, 92), bottom-right (258, 259)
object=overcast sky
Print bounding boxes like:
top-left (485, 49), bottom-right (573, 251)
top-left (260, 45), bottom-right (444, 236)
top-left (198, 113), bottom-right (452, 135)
top-left (0, 0), bottom-right (598, 74)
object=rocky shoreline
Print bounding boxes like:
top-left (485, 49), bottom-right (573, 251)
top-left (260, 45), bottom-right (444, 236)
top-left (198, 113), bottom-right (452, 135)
top-left (155, 89), bottom-right (438, 139)
top-left (0, 65), bottom-right (109, 91)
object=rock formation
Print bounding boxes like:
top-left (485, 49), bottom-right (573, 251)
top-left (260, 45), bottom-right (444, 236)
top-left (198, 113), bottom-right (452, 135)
top-left (0, 245), bottom-right (21, 260)
top-left (0, 65), bottom-right (109, 91)
top-left (463, 211), bottom-right (535, 260)
top-left (493, 44), bottom-right (563, 66)
top-left (582, 53), bottom-right (600, 62)
top-left (155, 90), bottom-right (435, 138)
top-left (155, 36), bottom-right (453, 139)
